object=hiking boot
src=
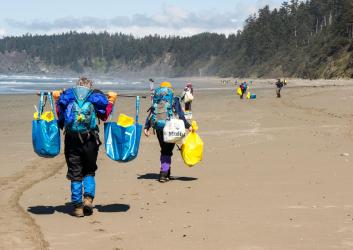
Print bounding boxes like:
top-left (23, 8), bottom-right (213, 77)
top-left (72, 205), bottom-right (84, 217)
top-left (159, 171), bottom-right (169, 183)
top-left (83, 196), bottom-right (94, 215)
top-left (167, 169), bottom-right (173, 180)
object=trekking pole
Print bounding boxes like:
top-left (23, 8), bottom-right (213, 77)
top-left (36, 91), bottom-right (51, 96)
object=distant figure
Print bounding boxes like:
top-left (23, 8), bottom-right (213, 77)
top-left (149, 78), bottom-right (155, 103)
top-left (275, 79), bottom-right (286, 98)
top-left (239, 82), bottom-right (248, 99)
top-left (181, 83), bottom-right (194, 111)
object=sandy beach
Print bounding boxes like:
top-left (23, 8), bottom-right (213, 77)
top-left (2, 78), bottom-right (353, 249)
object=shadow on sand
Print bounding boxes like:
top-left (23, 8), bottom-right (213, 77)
top-left (137, 173), bottom-right (198, 181)
top-left (27, 203), bottom-right (130, 215)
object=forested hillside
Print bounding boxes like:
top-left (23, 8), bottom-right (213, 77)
top-left (0, 0), bottom-right (352, 78)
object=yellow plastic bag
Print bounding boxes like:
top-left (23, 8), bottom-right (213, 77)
top-left (181, 121), bottom-right (203, 167)
top-left (117, 113), bottom-right (134, 127)
top-left (33, 111), bottom-right (55, 122)
top-left (236, 87), bottom-right (242, 96)
top-left (246, 91), bottom-right (251, 99)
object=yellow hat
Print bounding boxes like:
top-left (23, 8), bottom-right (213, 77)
top-left (160, 81), bottom-right (172, 88)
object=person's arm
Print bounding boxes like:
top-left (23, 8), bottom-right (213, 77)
top-left (56, 89), bottom-right (74, 130)
top-left (144, 107), bottom-right (153, 136)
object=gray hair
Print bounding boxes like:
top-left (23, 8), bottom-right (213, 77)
top-left (77, 77), bottom-right (93, 89)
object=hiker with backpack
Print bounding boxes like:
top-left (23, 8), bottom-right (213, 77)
top-left (239, 82), bottom-right (248, 99)
top-left (275, 79), bottom-right (286, 98)
top-left (144, 81), bottom-right (192, 183)
top-left (54, 77), bottom-right (117, 217)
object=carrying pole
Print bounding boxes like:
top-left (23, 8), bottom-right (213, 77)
top-left (37, 91), bottom-right (147, 98)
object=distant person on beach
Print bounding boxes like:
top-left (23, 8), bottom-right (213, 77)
top-left (181, 82), bottom-right (194, 112)
top-left (275, 79), bottom-right (286, 98)
top-left (239, 82), bottom-right (247, 99)
top-left (144, 81), bottom-right (192, 183)
top-left (54, 77), bottom-right (117, 217)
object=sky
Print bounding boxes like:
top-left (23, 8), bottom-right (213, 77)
top-left (0, 0), bottom-right (284, 37)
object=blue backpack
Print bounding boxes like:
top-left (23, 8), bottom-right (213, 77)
top-left (151, 87), bottom-right (174, 130)
top-left (64, 86), bottom-right (97, 133)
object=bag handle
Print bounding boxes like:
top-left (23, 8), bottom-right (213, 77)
top-left (37, 92), bottom-right (57, 120)
top-left (47, 92), bottom-right (57, 120)
top-left (108, 95), bottom-right (140, 124)
top-left (135, 96), bottom-right (140, 124)
top-left (38, 92), bottom-right (45, 118)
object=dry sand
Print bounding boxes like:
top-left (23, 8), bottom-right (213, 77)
top-left (2, 78), bottom-right (353, 249)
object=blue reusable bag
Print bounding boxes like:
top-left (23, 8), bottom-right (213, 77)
top-left (104, 96), bottom-right (142, 162)
top-left (32, 92), bottom-right (61, 157)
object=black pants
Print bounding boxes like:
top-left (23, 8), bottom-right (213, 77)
top-left (156, 130), bottom-right (175, 156)
top-left (185, 102), bottom-right (192, 111)
top-left (64, 131), bottom-right (100, 181)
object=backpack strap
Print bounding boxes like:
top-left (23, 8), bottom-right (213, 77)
top-left (72, 87), bottom-right (92, 107)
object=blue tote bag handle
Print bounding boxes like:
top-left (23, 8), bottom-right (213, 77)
top-left (135, 96), bottom-right (140, 124)
top-left (47, 92), bottom-right (57, 120)
top-left (38, 92), bottom-right (45, 117)
top-left (37, 92), bottom-right (56, 118)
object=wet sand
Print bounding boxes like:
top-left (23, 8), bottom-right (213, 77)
top-left (2, 79), bottom-right (353, 249)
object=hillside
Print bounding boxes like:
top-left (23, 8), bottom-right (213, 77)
top-left (0, 0), bottom-right (352, 79)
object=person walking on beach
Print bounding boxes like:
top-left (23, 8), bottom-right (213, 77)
top-left (181, 82), bottom-right (194, 112)
top-left (144, 81), bottom-right (192, 183)
top-left (275, 79), bottom-right (286, 98)
top-left (239, 82), bottom-right (247, 99)
top-left (54, 77), bottom-right (117, 217)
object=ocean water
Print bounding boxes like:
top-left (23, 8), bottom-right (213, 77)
top-left (0, 74), bottom-right (207, 95)
top-left (0, 75), bottom-right (154, 94)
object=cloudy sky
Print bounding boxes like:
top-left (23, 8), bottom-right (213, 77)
top-left (0, 0), bottom-right (284, 37)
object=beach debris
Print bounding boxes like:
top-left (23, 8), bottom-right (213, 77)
top-left (341, 153), bottom-right (350, 157)
top-left (89, 220), bottom-right (101, 224)
top-left (111, 235), bottom-right (123, 241)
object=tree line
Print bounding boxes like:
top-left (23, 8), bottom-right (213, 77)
top-left (0, 0), bottom-right (352, 78)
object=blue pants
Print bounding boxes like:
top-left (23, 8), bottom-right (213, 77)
top-left (71, 175), bottom-right (96, 205)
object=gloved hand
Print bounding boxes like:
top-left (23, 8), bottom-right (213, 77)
top-left (107, 91), bottom-right (118, 104)
top-left (52, 90), bottom-right (63, 102)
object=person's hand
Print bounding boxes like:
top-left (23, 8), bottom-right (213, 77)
top-left (144, 129), bottom-right (150, 137)
top-left (107, 91), bottom-right (118, 104)
top-left (188, 126), bottom-right (193, 133)
top-left (52, 90), bottom-right (62, 102)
